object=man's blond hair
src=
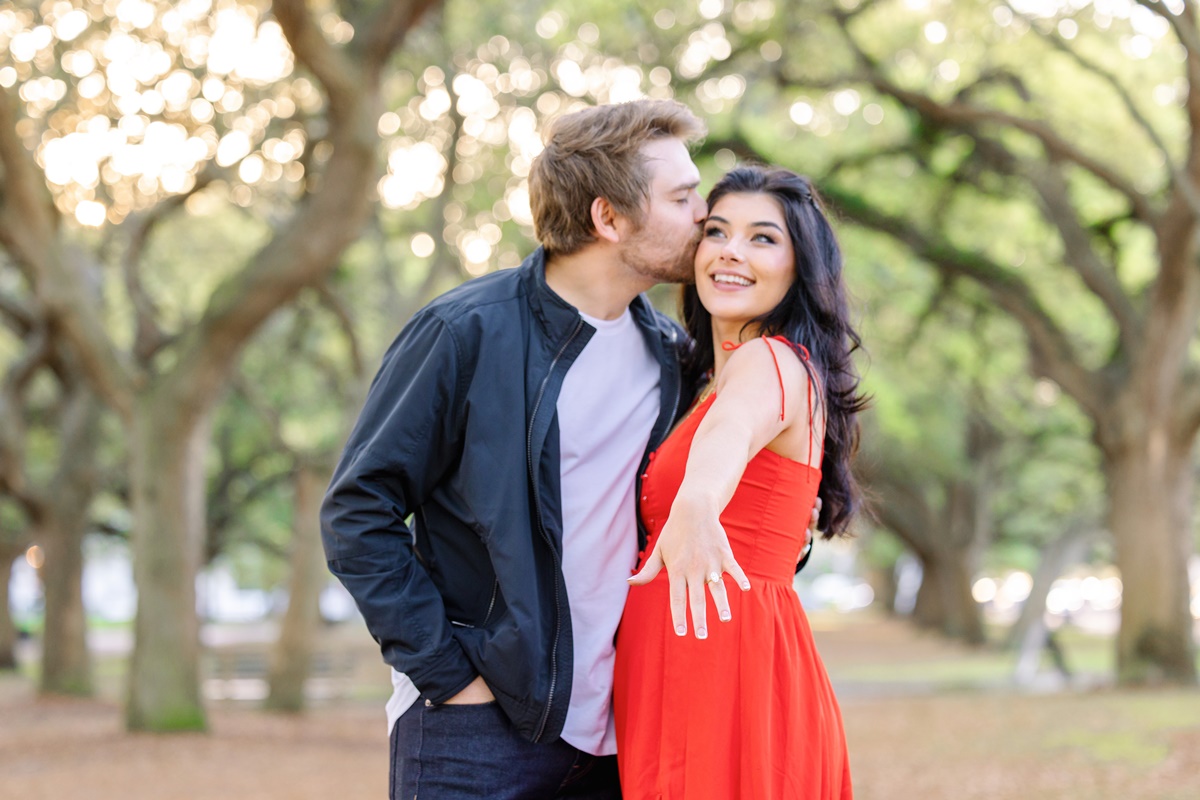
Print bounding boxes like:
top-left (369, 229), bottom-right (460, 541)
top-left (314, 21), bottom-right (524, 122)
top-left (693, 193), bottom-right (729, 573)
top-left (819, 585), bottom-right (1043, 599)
top-left (529, 100), bottom-right (706, 256)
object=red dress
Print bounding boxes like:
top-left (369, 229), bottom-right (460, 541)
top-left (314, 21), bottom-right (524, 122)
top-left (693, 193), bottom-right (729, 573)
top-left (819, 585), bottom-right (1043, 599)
top-left (613, 340), bottom-right (853, 799)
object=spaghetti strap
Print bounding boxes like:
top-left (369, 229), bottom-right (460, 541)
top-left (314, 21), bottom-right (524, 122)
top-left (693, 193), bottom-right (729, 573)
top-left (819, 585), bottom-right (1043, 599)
top-left (722, 335), bottom-right (820, 465)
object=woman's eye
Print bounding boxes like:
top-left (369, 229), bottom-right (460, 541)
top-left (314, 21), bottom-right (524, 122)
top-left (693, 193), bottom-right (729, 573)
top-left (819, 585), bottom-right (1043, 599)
top-left (704, 226), bottom-right (725, 237)
top-left (753, 233), bottom-right (777, 244)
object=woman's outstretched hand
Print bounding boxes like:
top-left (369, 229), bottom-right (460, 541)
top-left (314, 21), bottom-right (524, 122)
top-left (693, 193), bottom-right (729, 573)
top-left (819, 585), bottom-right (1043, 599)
top-left (627, 501), bottom-right (750, 640)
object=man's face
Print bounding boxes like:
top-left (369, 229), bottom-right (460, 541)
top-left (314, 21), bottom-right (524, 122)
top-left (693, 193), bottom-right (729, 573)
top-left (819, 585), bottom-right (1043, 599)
top-left (617, 138), bottom-right (706, 285)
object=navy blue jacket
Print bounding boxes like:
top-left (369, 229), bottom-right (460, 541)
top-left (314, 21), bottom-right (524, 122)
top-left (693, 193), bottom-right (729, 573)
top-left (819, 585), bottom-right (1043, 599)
top-left (320, 248), bottom-right (687, 743)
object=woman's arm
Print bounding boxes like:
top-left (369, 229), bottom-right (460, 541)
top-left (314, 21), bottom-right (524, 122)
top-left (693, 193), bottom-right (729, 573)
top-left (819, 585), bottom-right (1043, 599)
top-left (628, 338), bottom-right (820, 639)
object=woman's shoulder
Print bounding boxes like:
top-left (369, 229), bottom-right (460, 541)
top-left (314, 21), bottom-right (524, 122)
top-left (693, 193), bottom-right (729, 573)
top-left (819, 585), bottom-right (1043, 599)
top-left (719, 336), bottom-right (819, 424)
top-left (722, 336), bottom-right (810, 378)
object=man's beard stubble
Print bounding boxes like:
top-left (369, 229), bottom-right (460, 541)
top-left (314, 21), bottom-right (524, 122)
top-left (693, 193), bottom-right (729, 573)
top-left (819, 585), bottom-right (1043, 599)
top-left (619, 223), bottom-right (703, 285)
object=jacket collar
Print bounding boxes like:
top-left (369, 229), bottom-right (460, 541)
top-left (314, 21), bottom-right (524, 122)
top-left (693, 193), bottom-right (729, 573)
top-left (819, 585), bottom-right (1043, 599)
top-left (518, 246), bottom-right (675, 345)
top-left (519, 247), bottom-right (583, 342)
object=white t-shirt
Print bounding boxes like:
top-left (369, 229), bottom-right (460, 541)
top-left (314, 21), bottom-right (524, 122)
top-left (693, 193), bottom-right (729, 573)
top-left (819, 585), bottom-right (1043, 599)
top-left (556, 308), bottom-right (660, 755)
top-left (385, 308), bottom-right (660, 754)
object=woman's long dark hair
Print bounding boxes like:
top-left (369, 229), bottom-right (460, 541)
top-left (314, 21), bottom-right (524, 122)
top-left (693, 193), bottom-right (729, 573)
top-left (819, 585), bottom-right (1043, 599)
top-left (682, 166), bottom-right (869, 537)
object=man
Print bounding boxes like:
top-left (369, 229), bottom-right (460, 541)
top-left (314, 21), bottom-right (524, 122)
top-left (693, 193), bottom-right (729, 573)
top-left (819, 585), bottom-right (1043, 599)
top-left (321, 100), bottom-right (809, 798)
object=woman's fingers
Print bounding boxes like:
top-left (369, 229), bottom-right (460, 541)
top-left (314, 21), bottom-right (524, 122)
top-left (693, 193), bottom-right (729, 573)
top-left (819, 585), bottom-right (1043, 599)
top-left (627, 546), bottom-right (664, 586)
top-left (689, 573), bottom-right (709, 638)
top-left (629, 523), bottom-right (751, 639)
top-left (708, 572), bottom-right (731, 624)
top-left (669, 570), bottom-right (689, 636)
top-left (724, 555), bottom-right (751, 593)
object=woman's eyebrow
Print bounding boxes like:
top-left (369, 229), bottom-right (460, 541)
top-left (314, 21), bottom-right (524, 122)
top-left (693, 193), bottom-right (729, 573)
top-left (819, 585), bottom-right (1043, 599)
top-left (706, 215), bottom-right (784, 233)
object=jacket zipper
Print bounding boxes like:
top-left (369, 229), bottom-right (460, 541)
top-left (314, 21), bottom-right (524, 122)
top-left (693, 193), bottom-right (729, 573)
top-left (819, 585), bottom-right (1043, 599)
top-left (527, 317), bottom-right (584, 742)
top-left (480, 579), bottom-right (499, 626)
top-left (662, 328), bottom-right (682, 445)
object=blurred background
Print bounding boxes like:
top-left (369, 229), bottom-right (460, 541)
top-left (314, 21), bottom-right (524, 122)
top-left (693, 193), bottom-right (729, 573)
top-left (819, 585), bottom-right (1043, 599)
top-left (1, 0), bottom-right (1199, 798)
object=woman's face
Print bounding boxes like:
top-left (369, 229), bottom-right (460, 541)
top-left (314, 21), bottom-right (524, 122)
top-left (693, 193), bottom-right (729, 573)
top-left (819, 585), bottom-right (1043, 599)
top-left (694, 192), bottom-right (795, 336)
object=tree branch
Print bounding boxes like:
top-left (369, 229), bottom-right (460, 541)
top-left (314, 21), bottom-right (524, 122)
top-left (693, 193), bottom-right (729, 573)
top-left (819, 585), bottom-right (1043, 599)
top-left (821, 183), bottom-right (1107, 418)
top-left (0, 87), bottom-right (136, 419)
top-left (823, 13), bottom-right (1158, 224)
top-left (271, 0), bottom-right (361, 116)
top-left (1018, 156), bottom-right (1142, 347)
top-left (1180, 370), bottom-right (1200, 441)
top-left (1014, 1), bottom-right (1200, 218)
top-left (0, 289), bottom-right (34, 336)
top-left (230, 374), bottom-right (296, 459)
top-left (1137, 1), bottom-right (1200, 332)
top-left (861, 467), bottom-right (938, 558)
top-left (355, 0), bottom-right (441, 72)
top-left (161, 0), bottom-right (442, 429)
top-left (1136, 0), bottom-right (1200, 57)
top-left (120, 170), bottom-right (218, 363)
top-left (0, 332), bottom-right (53, 516)
top-left (312, 283), bottom-right (364, 379)
top-left (4, 324), bottom-right (52, 396)
top-left (38, 245), bottom-right (137, 420)
top-left (0, 88), bottom-right (56, 275)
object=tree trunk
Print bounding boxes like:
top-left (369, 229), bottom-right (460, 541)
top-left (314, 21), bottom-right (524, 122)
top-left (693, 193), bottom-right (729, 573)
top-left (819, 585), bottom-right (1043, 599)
top-left (866, 563), bottom-right (898, 614)
top-left (912, 550), bottom-right (985, 644)
top-left (125, 401), bottom-right (211, 731)
top-left (39, 388), bottom-right (101, 696)
top-left (940, 552), bottom-right (986, 645)
top-left (1104, 432), bottom-right (1197, 685)
top-left (911, 557), bottom-right (943, 630)
top-left (37, 512), bottom-right (92, 695)
top-left (265, 464), bottom-right (330, 712)
top-left (0, 547), bottom-right (22, 670)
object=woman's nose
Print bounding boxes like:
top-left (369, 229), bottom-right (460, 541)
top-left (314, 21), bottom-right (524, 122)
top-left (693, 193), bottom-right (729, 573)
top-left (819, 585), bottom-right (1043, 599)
top-left (720, 238), bottom-right (745, 262)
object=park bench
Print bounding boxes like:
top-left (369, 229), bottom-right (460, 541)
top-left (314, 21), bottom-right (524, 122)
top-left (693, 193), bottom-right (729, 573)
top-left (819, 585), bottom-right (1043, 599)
top-left (202, 644), bottom-right (359, 703)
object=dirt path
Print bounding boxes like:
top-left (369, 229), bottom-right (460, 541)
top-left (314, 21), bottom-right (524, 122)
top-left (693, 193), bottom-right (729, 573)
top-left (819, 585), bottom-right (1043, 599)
top-left (2, 614), bottom-right (1198, 799)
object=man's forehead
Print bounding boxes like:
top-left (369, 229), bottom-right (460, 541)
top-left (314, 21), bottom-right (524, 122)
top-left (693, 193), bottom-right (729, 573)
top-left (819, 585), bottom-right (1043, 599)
top-left (642, 139), bottom-right (701, 188)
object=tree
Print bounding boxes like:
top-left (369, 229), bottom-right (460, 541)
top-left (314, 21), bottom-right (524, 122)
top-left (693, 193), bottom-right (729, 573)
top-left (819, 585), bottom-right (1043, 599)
top-left (0, 525), bottom-right (29, 671)
top-left (862, 406), bottom-right (1000, 645)
top-left (0, 0), bottom-right (440, 730)
top-left (222, 285), bottom-right (367, 712)
top-left (0, 281), bottom-right (103, 694)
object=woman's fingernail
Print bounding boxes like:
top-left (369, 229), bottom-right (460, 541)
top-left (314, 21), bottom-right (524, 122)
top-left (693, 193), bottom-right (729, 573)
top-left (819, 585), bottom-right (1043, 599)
top-left (740, 582), bottom-right (750, 591)
top-left (719, 612), bottom-right (731, 621)
top-left (675, 625), bottom-right (686, 636)
top-left (696, 628), bottom-right (707, 639)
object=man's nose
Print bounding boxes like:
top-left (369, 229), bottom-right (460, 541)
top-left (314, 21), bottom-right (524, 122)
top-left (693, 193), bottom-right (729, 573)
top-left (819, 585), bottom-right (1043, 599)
top-left (691, 192), bottom-right (706, 222)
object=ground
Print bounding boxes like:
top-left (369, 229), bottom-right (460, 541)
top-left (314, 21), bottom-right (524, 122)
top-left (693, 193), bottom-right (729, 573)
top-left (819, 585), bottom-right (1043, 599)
top-left (2, 612), bottom-right (1198, 799)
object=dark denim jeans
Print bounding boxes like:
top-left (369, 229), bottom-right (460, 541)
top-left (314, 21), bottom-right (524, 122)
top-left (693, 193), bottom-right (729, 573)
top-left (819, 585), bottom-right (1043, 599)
top-left (390, 699), bottom-right (621, 799)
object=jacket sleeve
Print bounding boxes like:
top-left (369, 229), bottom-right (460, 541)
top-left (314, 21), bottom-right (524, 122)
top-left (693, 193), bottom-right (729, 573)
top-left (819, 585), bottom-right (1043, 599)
top-left (320, 310), bottom-right (477, 703)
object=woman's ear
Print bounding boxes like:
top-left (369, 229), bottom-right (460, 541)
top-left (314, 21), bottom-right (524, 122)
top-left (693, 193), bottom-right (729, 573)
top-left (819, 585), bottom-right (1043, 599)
top-left (590, 196), bottom-right (623, 244)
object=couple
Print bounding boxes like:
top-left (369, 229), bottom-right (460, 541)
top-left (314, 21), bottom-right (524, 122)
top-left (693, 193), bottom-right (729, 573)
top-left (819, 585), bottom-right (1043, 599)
top-left (320, 99), bottom-right (864, 799)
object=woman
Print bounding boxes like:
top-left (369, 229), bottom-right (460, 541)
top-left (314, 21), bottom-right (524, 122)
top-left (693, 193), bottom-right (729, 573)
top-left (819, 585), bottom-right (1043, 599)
top-left (613, 166), bottom-right (866, 799)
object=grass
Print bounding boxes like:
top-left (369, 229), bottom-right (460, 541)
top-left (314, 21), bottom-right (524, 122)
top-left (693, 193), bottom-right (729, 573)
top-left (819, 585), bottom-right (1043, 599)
top-left (815, 611), bottom-right (1200, 691)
